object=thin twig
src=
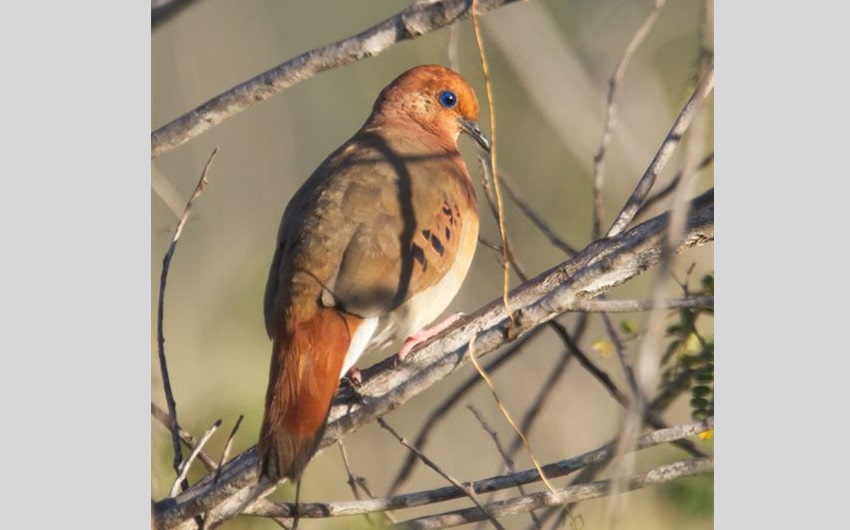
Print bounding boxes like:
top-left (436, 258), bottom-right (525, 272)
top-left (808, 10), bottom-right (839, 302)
top-left (636, 152), bottom-right (714, 219)
top-left (388, 327), bottom-right (545, 495)
top-left (468, 406), bottom-right (543, 529)
top-left (170, 419), bottom-right (222, 498)
top-left (598, 311), bottom-right (646, 530)
top-left (606, 66), bottom-right (714, 237)
top-left (151, 402), bottom-right (219, 472)
top-left (592, 0), bottom-right (668, 239)
top-left (499, 169), bottom-right (578, 255)
top-left (156, 147), bottom-right (218, 490)
top-left (338, 440), bottom-right (364, 501)
top-left (504, 318), bottom-right (589, 474)
top-left (337, 440), bottom-right (394, 527)
top-left (477, 236), bottom-right (504, 254)
top-left (468, 337), bottom-right (555, 493)
top-left (478, 161), bottom-right (524, 277)
top-left (378, 418), bottom-right (507, 530)
top-left (472, 0), bottom-right (513, 326)
top-left (214, 415), bottom-right (243, 485)
top-left (467, 406), bottom-right (515, 474)
top-left (602, 313), bottom-right (643, 407)
top-left (501, 342), bottom-right (572, 463)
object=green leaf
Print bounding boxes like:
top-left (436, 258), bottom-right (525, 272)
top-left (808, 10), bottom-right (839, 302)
top-left (692, 385), bottom-right (712, 397)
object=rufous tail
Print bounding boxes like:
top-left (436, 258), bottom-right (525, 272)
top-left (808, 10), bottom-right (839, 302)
top-left (258, 307), bottom-right (358, 481)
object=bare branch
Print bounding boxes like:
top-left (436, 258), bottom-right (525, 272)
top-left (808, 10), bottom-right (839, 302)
top-left (213, 416), bottom-right (243, 485)
top-left (155, 147), bottom-right (218, 492)
top-left (337, 440), bottom-right (394, 528)
top-left (500, 343), bottom-right (573, 464)
top-left (467, 406), bottom-right (515, 472)
top-left (592, 0), bottom-right (668, 238)
top-left (606, 66), bottom-right (714, 237)
top-left (389, 326), bottom-right (544, 494)
top-left (170, 419), bottom-right (222, 498)
top-left (378, 418), bottom-right (506, 530)
top-left (151, 402), bottom-right (219, 472)
top-left (150, 0), bottom-right (522, 158)
top-left (499, 169), bottom-right (578, 256)
top-left (468, 338), bottom-right (555, 493)
top-left (636, 152), bottom-right (714, 220)
top-left (467, 406), bottom-right (544, 530)
top-left (602, 312), bottom-right (644, 410)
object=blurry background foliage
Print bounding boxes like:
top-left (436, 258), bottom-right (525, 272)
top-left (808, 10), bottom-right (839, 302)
top-left (152, 1), bottom-right (713, 528)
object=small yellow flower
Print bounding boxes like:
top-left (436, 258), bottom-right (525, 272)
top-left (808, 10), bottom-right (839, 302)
top-left (592, 339), bottom-right (615, 358)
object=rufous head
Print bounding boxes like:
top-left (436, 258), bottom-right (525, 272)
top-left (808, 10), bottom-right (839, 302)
top-left (369, 64), bottom-right (491, 152)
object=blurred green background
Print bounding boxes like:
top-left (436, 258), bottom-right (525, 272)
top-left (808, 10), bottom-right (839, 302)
top-left (152, 1), bottom-right (714, 528)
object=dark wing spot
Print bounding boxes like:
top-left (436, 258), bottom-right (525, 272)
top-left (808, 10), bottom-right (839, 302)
top-left (445, 227), bottom-right (451, 241)
top-left (411, 244), bottom-right (427, 271)
top-left (442, 204), bottom-right (452, 216)
top-left (429, 234), bottom-right (445, 256)
top-left (421, 229), bottom-right (431, 240)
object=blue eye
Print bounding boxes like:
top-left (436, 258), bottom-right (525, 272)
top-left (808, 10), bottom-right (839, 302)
top-left (439, 90), bottom-right (458, 108)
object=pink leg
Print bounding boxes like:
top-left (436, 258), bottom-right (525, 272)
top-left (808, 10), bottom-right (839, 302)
top-left (398, 312), bottom-right (464, 361)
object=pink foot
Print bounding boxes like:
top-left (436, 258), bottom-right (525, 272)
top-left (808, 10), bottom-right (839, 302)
top-left (344, 367), bottom-right (362, 387)
top-left (398, 312), bottom-right (465, 362)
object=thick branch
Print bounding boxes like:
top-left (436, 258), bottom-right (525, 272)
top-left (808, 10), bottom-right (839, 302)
top-left (151, 0), bottom-right (522, 158)
top-left (152, 190), bottom-right (713, 530)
